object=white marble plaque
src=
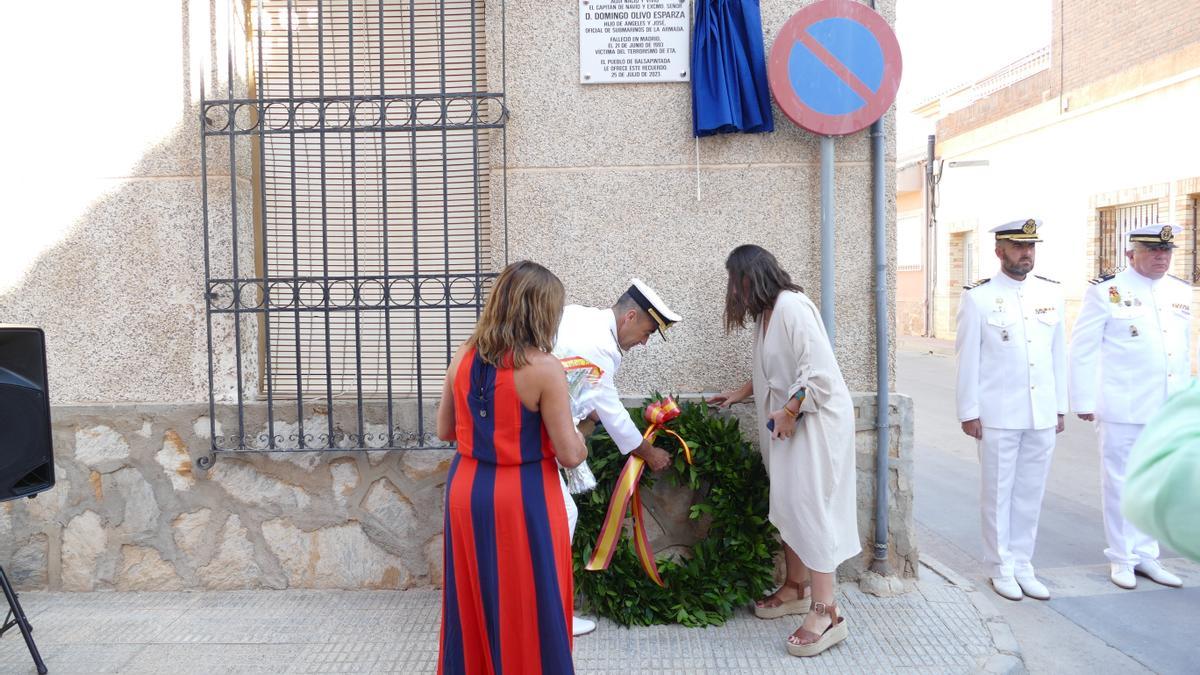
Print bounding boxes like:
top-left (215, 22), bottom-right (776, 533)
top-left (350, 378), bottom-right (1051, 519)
top-left (579, 0), bottom-right (690, 84)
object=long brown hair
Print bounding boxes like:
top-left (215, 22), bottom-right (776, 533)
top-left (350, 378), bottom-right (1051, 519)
top-left (471, 260), bottom-right (565, 368)
top-left (723, 244), bottom-right (803, 332)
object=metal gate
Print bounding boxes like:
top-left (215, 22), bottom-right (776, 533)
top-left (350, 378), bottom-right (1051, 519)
top-left (199, 0), bottom-right (506, 467)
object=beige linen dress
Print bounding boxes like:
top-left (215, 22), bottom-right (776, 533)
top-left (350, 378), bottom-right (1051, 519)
top-left (752, 291), bottom-right (861, 573)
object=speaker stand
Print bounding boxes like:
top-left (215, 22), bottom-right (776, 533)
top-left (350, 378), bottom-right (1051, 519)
top-left (0, 565), bottom-right (48, 674)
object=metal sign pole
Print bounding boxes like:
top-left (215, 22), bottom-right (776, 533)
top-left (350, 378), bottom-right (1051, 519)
top-left (820, 135), bottom-right (836, 344)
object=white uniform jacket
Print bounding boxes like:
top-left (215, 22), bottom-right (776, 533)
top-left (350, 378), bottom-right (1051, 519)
top-left (1069, 269), bottom-right (1193, 423)
top-left (956, 273), bottom-right (1068, 430)
top-left (553, 305), bottom-right (643, 454)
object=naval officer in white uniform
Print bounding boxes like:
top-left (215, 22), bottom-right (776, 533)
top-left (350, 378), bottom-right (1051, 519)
top-left (1070, 223), bottom-right (1190, 590)
top-left (956, 219), bottom-right (1067, 601)
top-left (553, 278), bottom-right (682, 635)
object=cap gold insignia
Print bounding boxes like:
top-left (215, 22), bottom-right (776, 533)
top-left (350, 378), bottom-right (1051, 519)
top-left (1159, 225), bottom-right (1173, 242)
top-left (647, 307), bottom-right (668, 333)
top-left (1022, 220), bottom-right (1037, 234)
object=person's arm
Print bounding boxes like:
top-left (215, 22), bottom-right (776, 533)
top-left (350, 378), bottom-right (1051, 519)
top-left (954, 292), bottom-right (982, 437)
top-left (586, 353), bottom-right (672, 469)
top-left (436, 343), bottom-right (470, 441)
top-left (1052, 290), bottom-right (1069, 432)
top-left (590, 358), bottom-right (648, 455)
top-left (782, 301), bottom-right (826, 414)
top-left (709, 380), bottom-right (752, 408)
top-left (767, 298), bottom-right (836, 440)
top-left (1069, 284), bottom-right (1107, 419)
top-left (535, 355), bottom-right (588, 468)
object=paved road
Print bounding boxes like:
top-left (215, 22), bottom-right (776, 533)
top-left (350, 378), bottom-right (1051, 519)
top-left (899, 344), bottom-right (1200, 675)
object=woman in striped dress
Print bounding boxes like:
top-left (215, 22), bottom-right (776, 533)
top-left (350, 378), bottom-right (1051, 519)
top-left (436, 261), bottom-right (588, 675)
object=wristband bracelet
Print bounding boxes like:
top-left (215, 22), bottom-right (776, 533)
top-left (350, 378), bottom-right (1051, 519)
top-left (783, 406), bottom-right (799, 419)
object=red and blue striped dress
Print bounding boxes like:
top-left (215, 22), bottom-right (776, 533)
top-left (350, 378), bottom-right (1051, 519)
top-left (438, 348), bottom-right (575, 675)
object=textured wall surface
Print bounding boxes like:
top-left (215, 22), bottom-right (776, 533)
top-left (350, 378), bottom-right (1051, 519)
top-left (496, 0), bottom-right (899, 396)
top-left (1, 393), bottom-right (915, 591)
top-left (1, 0), bottom-right (910, 591)
top-left (0, 404), bottom-right (449, 592)
top-left (0, 0), bottom-right (254, 405)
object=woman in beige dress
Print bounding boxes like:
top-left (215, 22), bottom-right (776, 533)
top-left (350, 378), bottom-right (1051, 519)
top-left (710, 245), bottom-right (860, 657)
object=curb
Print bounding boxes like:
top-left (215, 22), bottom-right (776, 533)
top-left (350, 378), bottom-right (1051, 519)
top-left (921, 556), bottom-right (1028, 675)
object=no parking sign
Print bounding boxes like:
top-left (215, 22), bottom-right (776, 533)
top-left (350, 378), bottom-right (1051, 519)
top-left (767, 0), bottom-right (902, 136)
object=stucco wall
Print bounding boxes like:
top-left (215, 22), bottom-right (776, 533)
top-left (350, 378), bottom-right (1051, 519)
top-left (495, 0), bottom-right (898, 397)
top-left (3, 0), bottom-right (897, 405)
top-left (2, 0), bottom-right (911, 590)
top-left (0, 0), bottom-right (254, 405)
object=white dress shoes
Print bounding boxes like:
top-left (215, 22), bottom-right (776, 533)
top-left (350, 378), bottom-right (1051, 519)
top-left (1110, 563), bottom-right (1137, 589)
top-left (1015, 575), bottom-right (1050, 600)
top-left (572, 615), bottom-right (597, 637)
top-left (990, 576), bottom-right (1023, 601)
top-left (1135, 560), bottom-right (1183, 588)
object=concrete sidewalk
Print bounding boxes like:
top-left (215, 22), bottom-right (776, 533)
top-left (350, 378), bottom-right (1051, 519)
top-left (898, 335), bottom-right (956, 357)
top-left (0, 559), bottom-right (1021, 674)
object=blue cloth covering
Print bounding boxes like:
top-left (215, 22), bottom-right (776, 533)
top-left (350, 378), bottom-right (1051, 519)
top-left (691, 0), bottom-right (774, 136)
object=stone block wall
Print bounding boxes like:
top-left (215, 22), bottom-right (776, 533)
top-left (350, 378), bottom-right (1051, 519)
top-left (0, 405), bottom-right (450, 592)
top-left (1, 392), bottom-right (915, 591)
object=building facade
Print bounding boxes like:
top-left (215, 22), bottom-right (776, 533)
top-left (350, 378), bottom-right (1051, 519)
top-left (900, 0), bottom-right (1200, 351)
top-left (1, 0), bottom-right (912, 591)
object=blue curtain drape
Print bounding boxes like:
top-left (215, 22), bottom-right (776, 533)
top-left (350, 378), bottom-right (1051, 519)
top-left (691, 0), bottom-right (774, 137)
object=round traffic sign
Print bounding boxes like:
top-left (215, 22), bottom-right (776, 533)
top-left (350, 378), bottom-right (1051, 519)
top-left (768, 0), bottom-right (902, 136)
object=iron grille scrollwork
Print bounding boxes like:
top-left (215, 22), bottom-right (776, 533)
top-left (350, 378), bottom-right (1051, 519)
top-left (199, 0), bottom-right (505, 466)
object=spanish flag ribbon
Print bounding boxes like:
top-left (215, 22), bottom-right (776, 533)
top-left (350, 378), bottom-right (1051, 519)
top-left (585, 397), bottom-right (692, 586)
top-left (559, 356), bottom-right (604, 385)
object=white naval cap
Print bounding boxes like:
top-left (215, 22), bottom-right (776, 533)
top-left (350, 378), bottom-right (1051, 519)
top-left (990, 218), bottom-right (1043, 243)
top-left (1126, 223), bottom-right (1180, 249)
top-left (626, 278), bottom-right (682, 339)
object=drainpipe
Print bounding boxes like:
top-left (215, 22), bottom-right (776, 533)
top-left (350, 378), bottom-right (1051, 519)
top-left (924, 134), bottom-right (936, 336)
top-left (869, 0), bottom-right (890, 576)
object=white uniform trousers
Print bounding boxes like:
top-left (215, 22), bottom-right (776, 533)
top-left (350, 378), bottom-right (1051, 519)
top-left (559, 470), bottom-right (578, 542)
top-left (978, 427), bottom-right (1055, 578)
top-left (1097, 421), bottom-right (1159, 565)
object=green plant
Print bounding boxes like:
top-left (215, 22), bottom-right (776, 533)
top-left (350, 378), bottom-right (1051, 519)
top-left (572, 398), bottom-right (779, 627)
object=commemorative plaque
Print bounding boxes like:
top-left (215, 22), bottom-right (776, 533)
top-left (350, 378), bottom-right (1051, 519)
top-left (579, 0), bottom-right (690, 84)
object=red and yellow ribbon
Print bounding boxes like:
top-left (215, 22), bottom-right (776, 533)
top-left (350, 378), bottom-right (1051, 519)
top-left (559, 356), bottom-right (603, 385)
top-left (585, 397), bottom-right (692, 586)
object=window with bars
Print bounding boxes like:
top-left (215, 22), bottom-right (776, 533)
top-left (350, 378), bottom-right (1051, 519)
top-left (1097, 202), bottom-right (1159, 277)
top-left (201, 0), bottom-right (504, 455)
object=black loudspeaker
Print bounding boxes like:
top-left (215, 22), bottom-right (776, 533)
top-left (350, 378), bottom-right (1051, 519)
top-left (0, 326), bottom-right (54, 503)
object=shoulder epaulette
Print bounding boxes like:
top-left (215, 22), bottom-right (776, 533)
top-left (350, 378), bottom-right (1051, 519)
top-left (963, 277), bottom-right (990, 290)
top-left (1168, 273), bottom-right (1194, 287)
top-left (1034, 274), bottom-right (1060, 284)
top-left (1088, 273), bottom-right (1116, 285)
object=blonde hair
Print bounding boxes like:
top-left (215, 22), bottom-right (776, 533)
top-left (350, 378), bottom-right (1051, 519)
top-left (471, 260), bottom-right (565, 368)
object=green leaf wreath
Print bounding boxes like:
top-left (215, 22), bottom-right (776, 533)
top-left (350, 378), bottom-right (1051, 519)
top-left (572, 398), bottom-right (779, 627)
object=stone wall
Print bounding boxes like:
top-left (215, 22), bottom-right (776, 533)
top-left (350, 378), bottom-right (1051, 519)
top-left (0, 392), bottom-right (915, 591)
top-left (0, 405), bottom-right (449, 592)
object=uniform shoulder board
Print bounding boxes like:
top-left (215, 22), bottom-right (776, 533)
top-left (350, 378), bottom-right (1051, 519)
top-left (1034, 274), bottom-right (1060, 284)
top-left (1088, 273), bottom-right (1116, 285)
top-left (963, 277), bottom-right (991, 290)
top-left (1168, 273), bottom-right (1194, 286)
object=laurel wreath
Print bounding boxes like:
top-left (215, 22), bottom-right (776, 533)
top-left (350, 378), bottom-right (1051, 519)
top-left (572, 398), bottom-right (779, 627)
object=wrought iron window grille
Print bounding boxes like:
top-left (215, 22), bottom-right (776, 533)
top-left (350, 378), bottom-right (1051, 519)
top-left (199, 0), bottom-right (507, 468)
top-left (1096, 201), bottom-right (1159, 278)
